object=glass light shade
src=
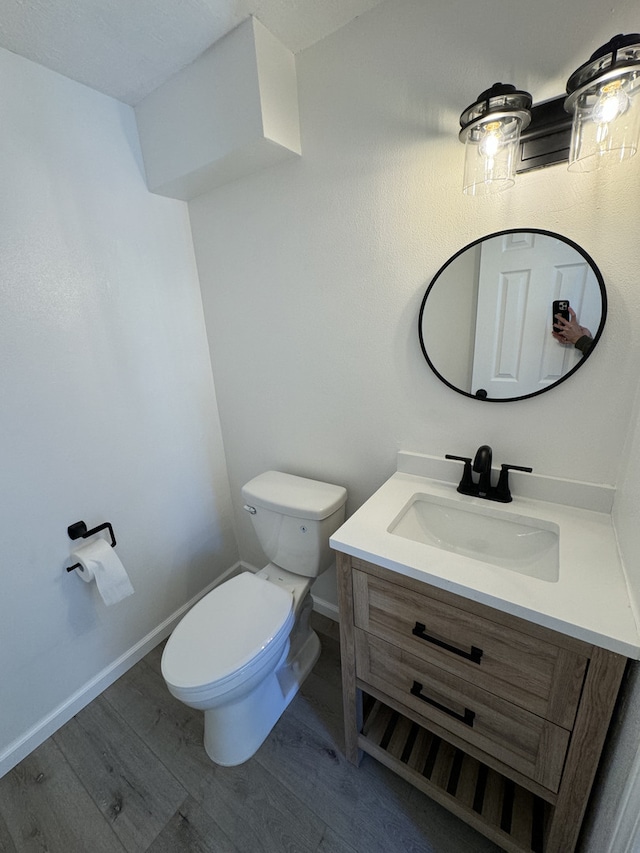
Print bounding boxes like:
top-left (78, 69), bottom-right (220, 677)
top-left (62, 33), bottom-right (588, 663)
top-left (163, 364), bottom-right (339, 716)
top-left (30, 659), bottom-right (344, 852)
top-left (568, 69), bottom-right (640, 171)
top-left (462, 115), bottom-right (525, 196)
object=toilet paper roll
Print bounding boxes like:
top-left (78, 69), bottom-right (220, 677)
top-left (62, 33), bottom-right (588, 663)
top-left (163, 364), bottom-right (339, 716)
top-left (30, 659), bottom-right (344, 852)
top-left (71, 538), bottom-right (134, 606)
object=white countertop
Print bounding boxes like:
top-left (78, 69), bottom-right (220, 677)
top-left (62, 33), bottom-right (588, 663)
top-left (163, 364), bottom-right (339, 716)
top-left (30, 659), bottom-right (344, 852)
top-left (330, 460), bottom-right (640, 659)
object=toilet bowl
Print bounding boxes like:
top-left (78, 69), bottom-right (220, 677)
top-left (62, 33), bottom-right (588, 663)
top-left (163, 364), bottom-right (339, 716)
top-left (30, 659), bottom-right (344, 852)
top-left (161, 471), bottom-right (347, 766)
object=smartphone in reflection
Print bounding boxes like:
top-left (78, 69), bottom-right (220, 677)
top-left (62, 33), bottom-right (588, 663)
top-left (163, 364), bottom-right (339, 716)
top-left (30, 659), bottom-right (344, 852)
top-left (552, 300), bottom-right (570, 331)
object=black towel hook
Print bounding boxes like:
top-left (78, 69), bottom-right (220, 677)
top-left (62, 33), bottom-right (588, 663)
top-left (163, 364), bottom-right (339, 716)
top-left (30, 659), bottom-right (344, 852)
top-left (66, 520), bottom-right (117, 573)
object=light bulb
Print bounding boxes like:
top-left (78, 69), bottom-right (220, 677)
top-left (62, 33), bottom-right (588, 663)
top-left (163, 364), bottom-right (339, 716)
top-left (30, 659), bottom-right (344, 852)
top-left (592, 80), bottom-right (630, 124)
top-left (478, 121), bottom-right (504, 158)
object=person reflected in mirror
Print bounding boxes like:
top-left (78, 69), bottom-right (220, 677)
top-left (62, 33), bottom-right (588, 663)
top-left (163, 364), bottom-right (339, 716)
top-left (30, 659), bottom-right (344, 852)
top-left (552, 307), bottom-right (593, 355)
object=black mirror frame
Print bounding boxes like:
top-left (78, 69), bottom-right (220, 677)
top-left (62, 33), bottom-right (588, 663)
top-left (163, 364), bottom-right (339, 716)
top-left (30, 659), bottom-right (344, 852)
top-left (418, 228), bottom-right (607, 403)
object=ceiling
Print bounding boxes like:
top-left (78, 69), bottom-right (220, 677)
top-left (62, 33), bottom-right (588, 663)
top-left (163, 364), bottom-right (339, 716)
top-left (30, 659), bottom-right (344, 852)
top-left (0, 0), bottom-right (386, 105)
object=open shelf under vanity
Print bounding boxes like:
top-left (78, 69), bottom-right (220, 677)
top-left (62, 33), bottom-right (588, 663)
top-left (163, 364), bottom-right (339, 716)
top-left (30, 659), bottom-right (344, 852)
top-left (361, 692), bottom-right (551, 853)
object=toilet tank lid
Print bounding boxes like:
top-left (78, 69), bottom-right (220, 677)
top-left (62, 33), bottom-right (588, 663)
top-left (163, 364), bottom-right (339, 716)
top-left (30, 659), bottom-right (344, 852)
top-left (242, 471), bottom-right (347, 520)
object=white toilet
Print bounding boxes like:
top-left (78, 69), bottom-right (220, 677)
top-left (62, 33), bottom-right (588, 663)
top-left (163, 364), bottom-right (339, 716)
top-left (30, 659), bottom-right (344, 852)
top-left (161, 470), bottom-right (347, 766)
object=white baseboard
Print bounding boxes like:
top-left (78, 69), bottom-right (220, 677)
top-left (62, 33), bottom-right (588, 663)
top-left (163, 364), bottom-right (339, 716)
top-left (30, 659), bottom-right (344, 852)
top-left (311, 595), bottom-right (339, 621)
top-left (0, 562), bottom-right (243, 779)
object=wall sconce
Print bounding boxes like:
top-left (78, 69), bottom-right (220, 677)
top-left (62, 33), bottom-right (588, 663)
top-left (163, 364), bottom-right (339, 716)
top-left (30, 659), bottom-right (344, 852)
top-left (459, 33), bottom-right (640, 195)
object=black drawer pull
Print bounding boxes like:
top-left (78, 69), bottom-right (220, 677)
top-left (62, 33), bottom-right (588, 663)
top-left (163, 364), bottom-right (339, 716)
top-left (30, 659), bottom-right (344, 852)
top-left (410, 681), bottom-right (475, 727)
top-left (412, 622), bottom-right (483, 664)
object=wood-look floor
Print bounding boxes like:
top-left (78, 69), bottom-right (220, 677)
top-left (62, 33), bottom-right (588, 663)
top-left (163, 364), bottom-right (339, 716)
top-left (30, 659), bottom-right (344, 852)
top-left (0, 615), bottom-right (501, 853)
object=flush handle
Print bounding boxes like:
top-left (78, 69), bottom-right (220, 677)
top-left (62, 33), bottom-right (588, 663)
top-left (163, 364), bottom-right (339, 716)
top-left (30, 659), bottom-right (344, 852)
top-left (410, 681), bottom-right (475, 727)
top-left (412, 622), bottom-right (483, 664)
top-left (243, 504), bottom-right (257, 514)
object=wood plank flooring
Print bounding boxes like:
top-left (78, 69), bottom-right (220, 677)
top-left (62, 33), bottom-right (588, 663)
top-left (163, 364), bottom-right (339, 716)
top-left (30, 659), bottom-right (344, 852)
top-left (0, 614), bottom-right (501, 853)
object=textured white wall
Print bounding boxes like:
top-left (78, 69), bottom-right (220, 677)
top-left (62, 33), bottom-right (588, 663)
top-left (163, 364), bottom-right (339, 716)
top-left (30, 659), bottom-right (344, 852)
top-left (0, 48), bottom-right (237, 770)
top-left (189, 0), bottom-right (640, 577)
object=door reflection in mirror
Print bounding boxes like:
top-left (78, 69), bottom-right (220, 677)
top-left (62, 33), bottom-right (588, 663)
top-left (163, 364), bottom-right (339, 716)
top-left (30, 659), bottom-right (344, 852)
top-left (419, 230), bottom-right (606, 402)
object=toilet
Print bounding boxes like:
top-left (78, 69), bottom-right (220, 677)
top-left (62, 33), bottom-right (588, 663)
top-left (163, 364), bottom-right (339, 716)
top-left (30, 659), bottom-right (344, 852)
top-left (161, 470), bottom-right (347, 766)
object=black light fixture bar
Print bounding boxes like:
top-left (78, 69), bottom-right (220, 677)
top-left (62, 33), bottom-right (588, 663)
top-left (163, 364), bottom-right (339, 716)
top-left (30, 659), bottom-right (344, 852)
top-left (515, 96), bottom-right (573, 173)
top-left (460, 33), bottom-right (640, 191)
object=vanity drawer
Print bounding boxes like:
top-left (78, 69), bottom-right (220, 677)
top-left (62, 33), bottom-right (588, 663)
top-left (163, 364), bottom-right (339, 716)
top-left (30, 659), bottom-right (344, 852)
top-left (352, 567), bottom-right (589, 729)
top-left (355, 629), bottom-right (570, 792)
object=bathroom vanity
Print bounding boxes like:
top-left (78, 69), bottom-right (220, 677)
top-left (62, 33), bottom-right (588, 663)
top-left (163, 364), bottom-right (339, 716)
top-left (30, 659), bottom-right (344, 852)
top-left (331, 453), bottom-right (640, 853)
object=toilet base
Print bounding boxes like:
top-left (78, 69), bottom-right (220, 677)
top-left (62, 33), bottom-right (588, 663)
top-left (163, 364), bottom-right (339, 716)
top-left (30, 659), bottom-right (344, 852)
top-left (203, 642), bottom-right (290, 766)
top-left (203, 594), bottom-right (321, 766)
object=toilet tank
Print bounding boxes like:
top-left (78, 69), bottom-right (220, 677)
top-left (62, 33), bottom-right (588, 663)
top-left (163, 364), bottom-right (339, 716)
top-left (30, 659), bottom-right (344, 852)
top-left (241, 471), bottom-right (347, 578)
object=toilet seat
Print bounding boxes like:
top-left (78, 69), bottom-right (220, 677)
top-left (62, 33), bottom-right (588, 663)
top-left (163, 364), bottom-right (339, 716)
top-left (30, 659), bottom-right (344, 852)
top-left (162, 572), bottom-right (294, 695)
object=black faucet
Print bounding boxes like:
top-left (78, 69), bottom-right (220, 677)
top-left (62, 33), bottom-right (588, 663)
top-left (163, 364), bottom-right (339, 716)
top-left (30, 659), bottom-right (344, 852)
top-left (473, 445), bottom-right (492, 496)
top-left (445, 446), bottom-right (532, 502)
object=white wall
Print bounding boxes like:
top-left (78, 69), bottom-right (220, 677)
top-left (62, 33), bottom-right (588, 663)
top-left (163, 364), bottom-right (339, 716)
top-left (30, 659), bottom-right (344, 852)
top-left (189, 0), bottom-right (640, 581)
top-left (0, 48), bottom-right (238, 773)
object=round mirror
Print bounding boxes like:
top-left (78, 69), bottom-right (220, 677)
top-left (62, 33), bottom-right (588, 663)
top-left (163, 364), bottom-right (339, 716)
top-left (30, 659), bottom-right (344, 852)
top-left (418, 229), bottom-right (607, 402)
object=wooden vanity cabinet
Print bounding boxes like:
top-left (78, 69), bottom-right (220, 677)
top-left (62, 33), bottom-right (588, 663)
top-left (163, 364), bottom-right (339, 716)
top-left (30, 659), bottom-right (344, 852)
top-left (336, 552), bottom-right (627, 853)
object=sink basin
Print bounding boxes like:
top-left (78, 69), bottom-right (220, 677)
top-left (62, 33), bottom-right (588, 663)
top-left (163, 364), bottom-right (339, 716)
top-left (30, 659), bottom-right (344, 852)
top-left (388, 493), bottom-right (559, 582)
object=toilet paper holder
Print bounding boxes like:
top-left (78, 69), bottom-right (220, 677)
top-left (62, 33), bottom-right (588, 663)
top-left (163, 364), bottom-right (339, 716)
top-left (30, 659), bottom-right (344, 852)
top-left (66, 520), bottom-right (117, 572)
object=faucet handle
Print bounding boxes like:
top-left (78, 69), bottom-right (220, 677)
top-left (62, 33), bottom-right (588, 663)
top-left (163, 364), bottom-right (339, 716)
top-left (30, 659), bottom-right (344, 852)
top-left (495, 463), bottom-right (533, 502)
top-left (445, 454), bottom-right (474, 494)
